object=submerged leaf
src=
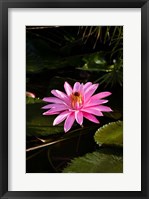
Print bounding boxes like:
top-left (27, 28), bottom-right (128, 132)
top-left (94, 121), bottom-right (123, 147)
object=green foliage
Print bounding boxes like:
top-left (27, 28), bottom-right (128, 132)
top-left (103, 109), bottom-right (122, 120)
top-left (95, 58), bottom-right (123, 87)
top-left (76, 52), bottom-right (123, 87)
top-left (63, 149), bottom-right (123, 173)
top-left (77, 26), bottom-right (123, 87)
top-left (94, 121), bottom-right (123, 147)
top-left (26, 26), bottom-right (123, 88)
top-left (26, 31), bottom-right (82, 73)
top-left (78, 26), bottom-right (123, 51)
top-left (77, 52), bottom-right (107, 72)
top-left (26, 98), bottom-right (64, 136)
top-left (26, 96), bottom-right (42, 104)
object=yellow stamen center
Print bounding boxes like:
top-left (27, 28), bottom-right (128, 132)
top-left (70, 92), bottom-right (83, 109)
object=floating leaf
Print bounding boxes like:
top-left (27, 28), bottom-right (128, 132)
top-left (103, 109), bottom-right (122, 120)
top-left (26, 96), bottom-right (42, 104)
top-left (26, 33), bottom-right (68, 73)
top-left (26, 32), bottom-right (83, 73)
top-left (26, 99), bottom-right (64, 136)
top-left (77, 52), bottom-right (107, 72)
top-left (63, 150), bottom-right (123, 173)
top-left (94, 121), bottom-right (123, 147)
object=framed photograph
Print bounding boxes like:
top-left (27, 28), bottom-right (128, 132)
top-left (0, 0), bottom-right (148, 198)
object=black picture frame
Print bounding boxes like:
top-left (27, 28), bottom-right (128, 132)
top-left (0, 0), bottom-right (148, 198)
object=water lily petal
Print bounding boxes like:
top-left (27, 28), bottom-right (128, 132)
top-left (42, 81), bottom-right (112, 132)
top-left (98, 105), bottom-right (112, 112)
top-left (50, 104), bottom-right (68, 112)
top-left (43, 97), bottom-right (66, 104)
top-left (81, 107), bottom-right (103, 116)
top-left (43, 110), bottom-right (60, 115)
top-left (75, 111), bottom-right (83, 125)
top-left (84, 99), bottom-right (108, 108)
top-left (64, 112), bottom-right (75, 132)
top-left (78, 83), bottom-right (84, 95)
top-left (42, 104), bottom-right (56, 109)
top-left (26, 91), bottom-right (35, 98)
top-left (84, 84), bottom-right (99, 102)
top-left (51, 90), bottom-right (70, 104)
top-left (42, 103), bottom-right (68, 110)
top-left (83, 112), bottom-right (99, 123)
top-left (91, 92), bottom-right (112, 100)
top-left (83, 82), bottom-right (92, 91)
top-left (64, 82), bottom-right (73, 96)
top-left (73, 82), bottom-right (81, 93)
top-left (53, 111), bottom-right (70, 126)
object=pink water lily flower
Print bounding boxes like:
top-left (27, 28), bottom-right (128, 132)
top-left (42, 82), bottom-right (112, 132)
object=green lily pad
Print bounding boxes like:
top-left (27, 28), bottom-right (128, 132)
top-left (26, 98), bottom-right (64, 136)
top-left (63, 150), bottom-right (123, 173)
top-left (94, 121), bottom-right (123, 147)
